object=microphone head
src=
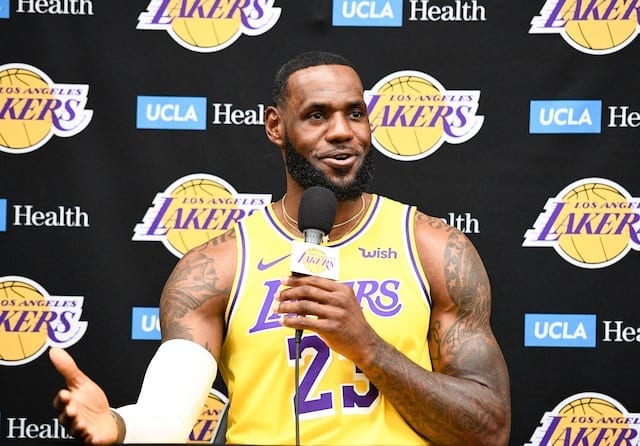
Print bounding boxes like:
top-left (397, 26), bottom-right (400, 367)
top-left (297, 186), bottom-right (337, 235)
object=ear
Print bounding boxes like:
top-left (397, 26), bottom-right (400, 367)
top-left (265, 105), bottom-right (284, 147)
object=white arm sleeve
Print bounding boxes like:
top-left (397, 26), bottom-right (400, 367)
top-left (112, 339), bottom-right (217, 444)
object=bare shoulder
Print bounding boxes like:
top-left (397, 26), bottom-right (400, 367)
top-left (166, 227), bottom-right (238, 291)
top-left (412, 209), bottom-right (491, 325)
top-left (413, 210), bottom-right (486, 283)
top-left (159, 228), bottom-right (238, 355)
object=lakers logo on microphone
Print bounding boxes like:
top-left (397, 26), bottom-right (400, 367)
top-left (0, 63), bottom-right (93, 154)
top-left (530, 0), bottom-right (640, 55)
top-left (523, 178), bottom-right (640, 268)
top-left (290, 242), bottom-right (340, 280)
top-left (137, 0), bottom-right (282, 53)
top-left (364, 70), bottom-right (484, 161)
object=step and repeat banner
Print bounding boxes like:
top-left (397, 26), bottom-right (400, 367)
top-left (1, 1), bottom-right (639, 445)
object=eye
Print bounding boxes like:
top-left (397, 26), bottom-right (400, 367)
top-left (308, 111), bottom-right (325, 120)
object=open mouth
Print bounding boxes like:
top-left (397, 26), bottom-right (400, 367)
top-left (322, 152), bottom-right (356, 169)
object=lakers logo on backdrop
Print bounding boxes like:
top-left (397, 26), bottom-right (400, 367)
top-left (523, 178), bottom-right (640, 268)
top-left (530, 0), bottom-right (640, 55)
top-left (0, 276), bottom-right (87, 366)
top-left (526, 392), bottom-right (639, 445)
top-left (364, 71), bottom-right (484, 161)
top-left (137, 0), bottom-right (282, 53)
top-left (133, 173), bottom-right (271, 257)
top-left (0, 64), bottom-right (92, 154)
top-left (188, 389), bottom-right (229, 443)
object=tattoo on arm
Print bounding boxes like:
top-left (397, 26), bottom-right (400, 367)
top-left (417, 212), bottom-right (453, 232)
top-left (368, 214), bottom-right (509, 443)
top-left (160, 231), bottom-right (234, 342)
top-left (436, 229), bottom-right (491, 362)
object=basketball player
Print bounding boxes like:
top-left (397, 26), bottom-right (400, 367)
top-left (50, 51), bottom-right (511, 445)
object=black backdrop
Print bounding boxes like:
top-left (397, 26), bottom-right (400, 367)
top-left (1, 1), bottom-right (639, 445)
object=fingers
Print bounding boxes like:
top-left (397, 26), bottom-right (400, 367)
top-left (53, 388), bottom-right (80, 442)
top-left (49, 347), bottom-right (89, 389)
top-left (281, 274), bottom-right (339, 292)
top-left (53, 389), bottom-right (71, 412)
top-left (275, 290), bottom-right (347, 327)
top-left (278, 275), bottom-right (345, 303)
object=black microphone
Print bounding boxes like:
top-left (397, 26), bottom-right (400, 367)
top-left (292, 186), bottom-right (336, 446)
top-left (297, 186), bottom-right (337, 245)
top-left (294, 186), bottom-right (337, 337)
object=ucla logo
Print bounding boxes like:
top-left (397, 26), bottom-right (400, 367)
top-left (133, 173), bottom-right (271, 257)
top-left (137, 96), bottom-right (207, 130)
top-left (131, 307), bottom-right (161, 340)
top-left (530, 0), bottom-right (640, 55)
top-left (524, 313), bottom-right (596, 347)
top-left (137, 0), bottom-right (281, 53)
top-left (332, 0), bottom-right (403, 27)
top-left (523, 178), bottom-right (640, 268)
top-left (0, 198), bottom-right (6, 232)
top-left (529, 100), bottom-right (601, 134)
top-left (364, 70), bottom-right (483, 161)
top-left (0, 0), bottom-right (10, 19)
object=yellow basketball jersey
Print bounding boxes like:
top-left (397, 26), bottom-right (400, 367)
top-left (219, 194), bottom-right (432, 445)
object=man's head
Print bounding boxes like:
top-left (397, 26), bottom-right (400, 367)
top-left (266, 51), bottom-right (374, 201)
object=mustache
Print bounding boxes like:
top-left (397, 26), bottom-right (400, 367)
top-left (284, 138), bottom-right (375, 201)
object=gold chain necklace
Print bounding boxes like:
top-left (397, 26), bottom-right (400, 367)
top-left (281, 193), bottom-right (366, 231)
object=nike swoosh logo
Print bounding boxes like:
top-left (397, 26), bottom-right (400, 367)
top-left (257, 254), bottom-right (291, 271)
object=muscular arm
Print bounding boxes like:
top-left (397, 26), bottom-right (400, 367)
top-left (159, 229), bottom-right (236, 360)
top-left (354, 213), bottom-right (511, 446)
top-left (276, 212), bottom-right (510, 445)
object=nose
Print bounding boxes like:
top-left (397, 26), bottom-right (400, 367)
top-left (326, 113), bottom-right (354, 142)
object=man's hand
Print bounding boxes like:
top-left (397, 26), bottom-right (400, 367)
top-left (50, 347), bottom-right (121, 445)
top-left (275, 275), bottom-right (380, 366)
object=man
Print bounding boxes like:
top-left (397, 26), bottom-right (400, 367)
top-left (51, 51), bottom-right (511, 445)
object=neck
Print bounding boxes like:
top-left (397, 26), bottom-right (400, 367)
top-left (279, 192), bottom-right (369, 240)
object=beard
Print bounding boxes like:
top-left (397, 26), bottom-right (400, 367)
top-left (284, 137), bottom-right (375, 201)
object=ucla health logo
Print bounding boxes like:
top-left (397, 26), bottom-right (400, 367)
top-left (137, 96), bottom-right (207, 130)
top-left (530, 0), bottom-right (640, 55)
top-left (523, 178), bottom-right (640, 268)
top-left (524, 313), bottom-right (596, 347)
top-left (526, 392), bottom-right (640, 445)
top-left (133, 173), bottom-right (271, 257)
top-left (0, 276), bottom-right (87, 366)
top-left (364, 70), bottom-right (483, 161)
top-left (137, 0), bottom-right (281, 53)
top-left (333, 0), bottom-right (403, 27)
top-left (530, 100), bottom-right (601, 134)
top-left (0, 63), bottom-right (93, 154)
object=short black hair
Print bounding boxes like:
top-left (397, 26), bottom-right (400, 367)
top-left (272, 51), bottom-right (356, 108)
